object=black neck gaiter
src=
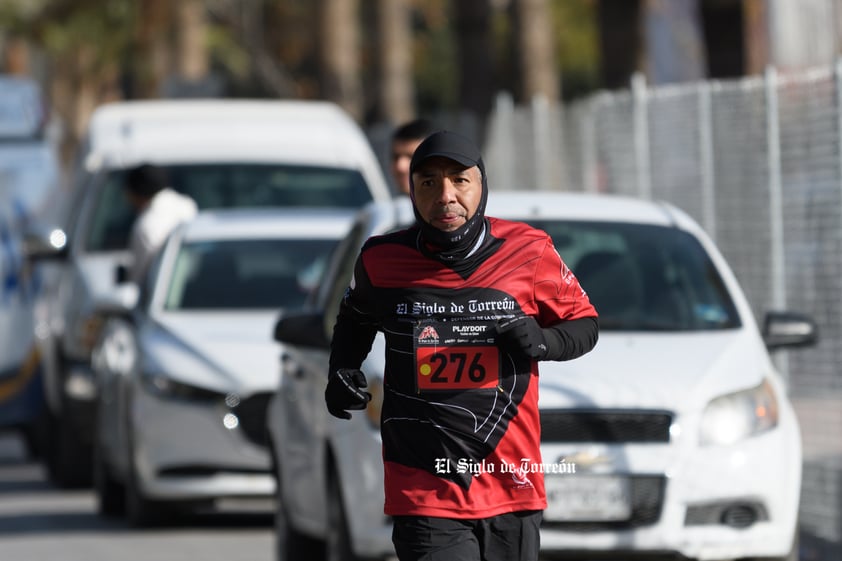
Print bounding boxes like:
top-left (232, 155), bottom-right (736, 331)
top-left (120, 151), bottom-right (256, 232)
top-left (413, 173), bottom-right (489, 263)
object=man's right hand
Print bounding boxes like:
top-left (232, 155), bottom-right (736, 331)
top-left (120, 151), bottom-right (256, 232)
top-left (325, 368), bottom-right (372, 420)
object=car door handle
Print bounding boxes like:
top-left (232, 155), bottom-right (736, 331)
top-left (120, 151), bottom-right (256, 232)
top-left (281, 353), bottom-right (306, 379)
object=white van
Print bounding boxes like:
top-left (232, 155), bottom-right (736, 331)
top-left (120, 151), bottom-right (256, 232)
top-left (0, 75), bottom-right (61, 454)
top-left (26, 99), bottom-right (389, 487)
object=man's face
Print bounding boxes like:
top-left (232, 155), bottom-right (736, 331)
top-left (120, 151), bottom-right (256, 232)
top-left (411, 156), bottom-right (482, 232)
top-left (391, 138), bottom-right (424, 195)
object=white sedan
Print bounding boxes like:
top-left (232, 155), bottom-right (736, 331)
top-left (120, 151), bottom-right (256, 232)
top-left (269, 193), bottom-right (814, 561)
top-left (91, 208), bottom-right (354, 526)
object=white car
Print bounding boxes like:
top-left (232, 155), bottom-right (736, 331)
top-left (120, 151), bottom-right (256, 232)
top-left (268, 192), bottom-right (815, 561)
top-left (91, 208), bottom-right (354, 526)
top-left (25, 98), bottom-right (390, 488)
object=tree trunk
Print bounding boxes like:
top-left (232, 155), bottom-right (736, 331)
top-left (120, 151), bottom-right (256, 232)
top-left (512, 0), bottom-right (560, 103)
top-left (453, 0), bottom-right (495, 117)
top-left (375, 0), bottom-right (414, 124)
top-left (743, 0), bottom-right (769, 75)
top-left (162, 0), bottom-right (223, 97)
top-left (3, 36), bottom-right (31, 75)
top-left (642, 0), bottom-right (706, 84)
top-left (318, 0), bottom-right (364, 121)
top-left (176, 0), bottom-right (207, 81)
top-left (136, 0), bottom-right (173, 98)
top-left (597, 0), bottom-right (642, 89)
top-left (49, 44), bottom-right (102, 167)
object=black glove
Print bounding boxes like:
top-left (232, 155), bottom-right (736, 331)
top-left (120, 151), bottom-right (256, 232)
top-left (325, 368), bottom-right (371, 420)
top-left (497, 316), bottom-right (549, 360)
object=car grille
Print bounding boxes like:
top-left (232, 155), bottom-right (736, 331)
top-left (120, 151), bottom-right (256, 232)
top-left (232, 392), bottom-right (273, 448)
top-left (542, 475), bottom-right (666, 531)
top-left (540, 410), bottom-right (673, 443)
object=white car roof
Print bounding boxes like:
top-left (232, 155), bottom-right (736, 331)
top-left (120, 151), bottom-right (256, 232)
top-left (486, 191), bottom-right (687, 227)
top-left (84, 99), bottom-right (377, 169)
top-left (364, 191), bottom-right (700, 234)
top-left (179, 208), bottom-right (356, 243)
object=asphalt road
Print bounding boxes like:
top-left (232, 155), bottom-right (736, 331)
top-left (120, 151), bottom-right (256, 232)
top-left (0, 431), bottom-right (275, 561)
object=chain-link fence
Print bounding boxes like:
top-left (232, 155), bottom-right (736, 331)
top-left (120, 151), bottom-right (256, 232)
top-left (484, 64), bottom-right (842, 560)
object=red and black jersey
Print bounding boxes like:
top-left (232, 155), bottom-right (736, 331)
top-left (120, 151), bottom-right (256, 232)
top-left (330, 217), bottom-right (598, 519)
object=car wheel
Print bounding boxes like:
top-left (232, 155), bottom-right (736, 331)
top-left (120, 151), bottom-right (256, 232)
top-left (275, 485), bottom-right (326, 561)
top-left (326, 468), bottom-right (360, 561)
top-left (20, 410), bottom-right (48, 460)
top-left (44, 403), bottom-right (92, 488)
top-left (270, 441), bottom-right (325, 561)
top-left (124, 433), bottom-right (170, 527)
top-left (93, 432), bottom-right (125, 517)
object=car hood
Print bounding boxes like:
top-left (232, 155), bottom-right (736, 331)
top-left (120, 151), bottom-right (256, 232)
top-left (147, 311), bottom-right (281, 393)
top-left (537, 328), bottom-right (773, 413)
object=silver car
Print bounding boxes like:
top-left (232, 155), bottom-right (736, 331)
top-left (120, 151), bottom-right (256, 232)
top-left (91, 208), bottom-right (353, 526)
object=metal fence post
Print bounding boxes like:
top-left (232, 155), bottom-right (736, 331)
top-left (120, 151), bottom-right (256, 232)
top-left (765, 65), bottom-right (786, 311)
top-left (698, 81), bottom-right (717, 240)
top-left (581, 98), bottom-right (598, 193)
top-left (765, 65), bottom-right (789, 383)
top-left (489, 91), bottom-right (517, 191)
top-left (531, 95), bottom-right (550, 190)
top-left (632, 72), bottom-right (652, 199)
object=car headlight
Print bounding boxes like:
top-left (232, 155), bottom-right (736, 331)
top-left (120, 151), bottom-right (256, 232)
top-left (140, 371), bottom-right (226, 402)
top-left (699, 378), bottom-right (779, 446)
top-left (92, 319), bottom-right (136, 376)
top-left (364, 377), bottom-right (384, 429)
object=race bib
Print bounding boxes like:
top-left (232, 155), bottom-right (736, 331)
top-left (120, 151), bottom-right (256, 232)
top-left (414, 320), bottom-right (501, 392)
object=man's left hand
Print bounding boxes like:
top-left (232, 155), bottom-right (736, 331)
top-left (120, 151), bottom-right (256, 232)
top-left (496, 316), bottom-right (548, 360)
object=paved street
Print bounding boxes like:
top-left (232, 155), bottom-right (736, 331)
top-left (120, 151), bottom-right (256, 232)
top-left (0, 431), bottom-right (274, 561)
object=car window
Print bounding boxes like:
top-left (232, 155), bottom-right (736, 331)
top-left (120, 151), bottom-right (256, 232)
top-left (530, 220), bottom-right (741, 332)
top-left (163, 238), bottom-right (338, 310)
top-left (83, 164), bottom-right (373, 252)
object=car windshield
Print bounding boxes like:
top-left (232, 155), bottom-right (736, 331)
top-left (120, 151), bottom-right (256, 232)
top-left (84, 164), bottom-right (372, 251)
top-left (163, 238), bottom-right (338, 310)
top-left (528, 220), bottom-right (741, 332)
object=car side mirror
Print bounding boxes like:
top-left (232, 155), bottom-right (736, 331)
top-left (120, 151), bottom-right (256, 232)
top-left (762, 311), bottom-right (818, 350)
top-left (22, 226), bottom-right (69, 261)
top-left (274, 311), bottom-right (330, 349)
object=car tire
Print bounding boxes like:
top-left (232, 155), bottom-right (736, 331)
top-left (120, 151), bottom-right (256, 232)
top-left (19, 426), bottom-right (41, 460)
top-left (20, 410), bottom-right (48, 460)
top-left (124, 432), bottom-right (170, 527)
top-left (326, 467), bottom-right (360, 561)
top-left (270, 441), bottom-right (325, 561)
top-left (44, 403), bottom-right (92, 488)
top-left (275, 485), bottom-right (326, 561)
top-left (93, 432), bottom-right (125, 517)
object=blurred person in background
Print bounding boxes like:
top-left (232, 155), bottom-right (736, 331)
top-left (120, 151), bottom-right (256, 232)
top-left (123, 164), bottom-right (197, 283)
top-left (390, 118), bottom-right (437, 196)
top-left (326, 131), bottom-right (599, 561)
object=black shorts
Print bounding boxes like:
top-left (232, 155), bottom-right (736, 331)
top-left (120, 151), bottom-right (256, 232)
top-left (391, 510), bottom-right (542, 561)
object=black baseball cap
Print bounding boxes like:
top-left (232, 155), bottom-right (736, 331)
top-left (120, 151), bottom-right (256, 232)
top-left (409, 130), bottom-right (485, 177)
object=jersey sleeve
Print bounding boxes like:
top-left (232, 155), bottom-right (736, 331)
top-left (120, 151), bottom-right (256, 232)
top-left (328, 252), bottom-right (380, 374)
top-left (533, 236), bottom-right (598, 325)
top-left (531, 235), bottom-right (599, 361)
